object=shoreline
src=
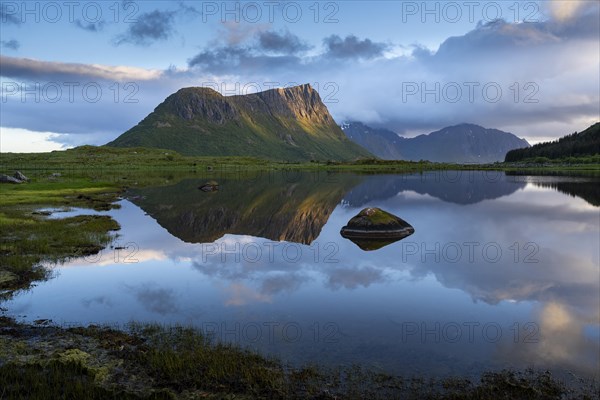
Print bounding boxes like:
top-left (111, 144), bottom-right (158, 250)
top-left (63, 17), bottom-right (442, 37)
top-left (1, 315), bottom-right (597, 399)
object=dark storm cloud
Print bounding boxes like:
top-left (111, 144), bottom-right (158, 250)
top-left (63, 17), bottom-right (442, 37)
top-left (322, 34), bottom-right (388, 59)
top-left (187, 31), bottom-right (380, 73)
top-left (1, 39), bottom-right (20, 50)
top-left (114, 10), bottom-right (176, 46)
top-left (188, 46), bottom-right (300, 73)
top-left (188, 47), bottom-right (249, 70)
top-left (257, 30), bottom-right (310, 54)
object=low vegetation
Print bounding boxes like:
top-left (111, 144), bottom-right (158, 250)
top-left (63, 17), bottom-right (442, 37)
top-left (0, 173), bottom-right (123, 298)
top-left (3, 146), bottom-right (599, 176)
top-left (1, 318), bottom-right (597, 399)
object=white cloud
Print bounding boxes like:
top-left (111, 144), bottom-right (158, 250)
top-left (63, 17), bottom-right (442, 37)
top-left (547, 0), bottom-right (588, 22)
top-left (0, 127), bottom-right (70, 153)
top-left (0, 55), bottom-right (163, 82)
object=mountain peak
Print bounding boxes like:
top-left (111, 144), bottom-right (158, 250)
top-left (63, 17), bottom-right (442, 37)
top-left (451, 123), bottom-right (484, 129)
top-left (106, 84), bottom-right (371, 161)
top-left (274, 83), bottom-right (314, 93)
top-left (171, 84), bottom-right (316, 99)
top-left (174, 86), bottom-right (222, 97)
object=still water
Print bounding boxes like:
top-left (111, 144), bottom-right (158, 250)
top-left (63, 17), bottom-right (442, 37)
top-left (4, 171), bottom-right (600, 379)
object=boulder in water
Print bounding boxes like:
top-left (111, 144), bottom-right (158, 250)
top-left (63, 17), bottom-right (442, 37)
top-left (340, 207), bottom-right (414, 250)
top-left (199, 180), bottom-right (219, 192)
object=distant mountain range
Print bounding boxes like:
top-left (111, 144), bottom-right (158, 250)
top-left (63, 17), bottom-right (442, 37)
top-left (505, 122), bottom-right (600, 162)
top-left (107, 84), bottom-right (371, 162)
top-left (341, 122), bottom-right (530, 163)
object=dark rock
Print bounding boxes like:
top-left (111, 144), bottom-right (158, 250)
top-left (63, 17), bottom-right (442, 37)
top-left (0, 174), bottom-right (22, 184)
top-left (14, 171), bottom-right (28, 181)
top-left (199, 180), bottom-right (219, 192)
top-left (340, 207), bottom-right (414, 251)
top-left (32, 211), bottom-right (52, 216)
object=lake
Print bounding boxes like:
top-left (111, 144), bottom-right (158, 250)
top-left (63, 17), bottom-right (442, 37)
top-left (4, 170), bottom-right (599, 380)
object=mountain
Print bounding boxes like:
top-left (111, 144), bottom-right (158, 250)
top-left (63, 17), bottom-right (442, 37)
top-left (107, 84), bottom-right (372, 162)
top-left (505, 122), bottom-right (600, 162)
top-left (340, 122), bottom-right (404, 159)
top-left (341, 122), bottom-right (530, 163)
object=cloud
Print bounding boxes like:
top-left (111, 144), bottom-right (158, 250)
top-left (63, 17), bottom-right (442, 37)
top-left (0, 3), bottom-right (21, 24)
top-left (546, 0), bottom-right (595, 22)
top-left (1, 39), bottom-right (19, 50)
top-left (428, 15), bottom-right (599, 66)
top-left (75, 20), bottom-right (106, 32)
top-left (188, 46), bottom-right (250, 71)
top-left (4, 1), bottom-right (599, 148)
top-left (188, 46), bottom-right (300, 73)
top-left (218, 21), bottom-right (269, 46)
top-left (0, 56), bottom-right (176, 144)
top-left (323, 34), bottom-right (388, 59)
top-left (0, 127), bottom-right (67, 153)
top-left (257, 30), bottom-right (310, 54)
top-left (187, 31), bottom-right (380, 73)
top-left (0, 55), bottom-right (163, 81)
top-left (114, 10), bottom-right (176, 46)
top-left (187, 28), bottom-right (306, 73)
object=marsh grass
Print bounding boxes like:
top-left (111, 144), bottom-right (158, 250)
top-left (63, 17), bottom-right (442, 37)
top-left (0, 173), bottom-right (122, 296)
top-left (1, 320), bottom-right (597, 399)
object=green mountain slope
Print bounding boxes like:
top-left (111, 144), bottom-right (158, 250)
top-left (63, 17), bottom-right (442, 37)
top-left (106, 84), bottom-right (372, 162)
top-left (505, 122), bottom-right (600, 162)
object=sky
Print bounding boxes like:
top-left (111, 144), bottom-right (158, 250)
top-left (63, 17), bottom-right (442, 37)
top-left (1, 0), bottom-right (599, 152)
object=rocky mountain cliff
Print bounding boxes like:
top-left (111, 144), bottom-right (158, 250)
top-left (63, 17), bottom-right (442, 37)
top-left (342, 122), bottom-right (530, 163)
top-left (107, 84), bottom-right (372, 161)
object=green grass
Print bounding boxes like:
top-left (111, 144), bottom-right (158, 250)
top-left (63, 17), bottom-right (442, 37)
top-left (0, 173), bottom-right (122, 296)
top-left (2, 146), bottom-right (599, 174)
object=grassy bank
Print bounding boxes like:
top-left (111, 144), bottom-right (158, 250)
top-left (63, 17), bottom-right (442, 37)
top-left (1, 317), bottom-right (597, 399)
top-left (2, 145), bottom-right (599, 173)
top-left (0, 172), bottom-right (123, 298)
